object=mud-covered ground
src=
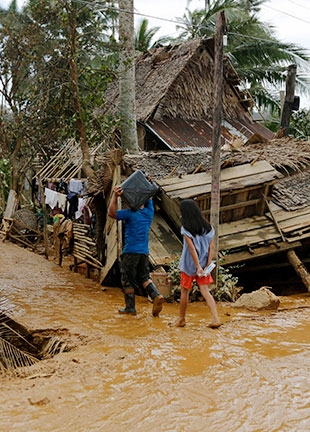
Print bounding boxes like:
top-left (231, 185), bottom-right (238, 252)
top-left (1, 241), bottom-right (310, 432)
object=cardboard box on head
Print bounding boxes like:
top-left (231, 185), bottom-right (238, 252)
top-left (120, 170), bottom-right (159, 211)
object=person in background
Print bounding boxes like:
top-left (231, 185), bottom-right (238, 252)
top-left (108, 185), bottom-right (164, 316)
top-left (175, 199), bottom-right (221, 328)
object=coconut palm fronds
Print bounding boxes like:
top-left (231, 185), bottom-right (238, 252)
top-left (0, 336), bottom-right (39, 375)
top-left (40, 336), bottom-right (68, 359)
top-left (0, 297), bottom-right (14, 321)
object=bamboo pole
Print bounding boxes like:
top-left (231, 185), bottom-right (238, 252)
top-left (37, 177), bottom-right (49, 259)
top-left (264, 197), bottom-right (286, 242)
top-left (287, 249), bottom-right (310, 292)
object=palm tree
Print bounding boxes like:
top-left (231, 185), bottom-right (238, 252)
top-left (175, 0), bottom-right (310, 111)
top-left (135, 18), bottom-right (160, 52)
top-left (135, 18), bottom-right (171, 53)
top-left (225, 9), bottom-right (310, 112)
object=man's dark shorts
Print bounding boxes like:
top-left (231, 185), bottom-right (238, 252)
top-left (120, 253), bottom-right (150, 293)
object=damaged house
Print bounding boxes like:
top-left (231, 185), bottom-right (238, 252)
top-left (100, 37), bottom-right (310, 294)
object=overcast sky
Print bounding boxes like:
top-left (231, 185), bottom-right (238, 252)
top-left (1, 0), bottom-right (309, 107)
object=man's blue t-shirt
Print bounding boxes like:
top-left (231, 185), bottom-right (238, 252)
top-left (117, 200), bottom-right (154, 254)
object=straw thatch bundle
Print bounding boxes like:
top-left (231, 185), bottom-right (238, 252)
top-left (87, 149), bottom-right (122, 196)
top-left (272, 169), bottom-right (310, 211)
top-left (229, 137), bottom-right (310, 173)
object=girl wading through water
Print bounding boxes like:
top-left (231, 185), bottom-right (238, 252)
top-left (174, 199), bottom-right (221, 328)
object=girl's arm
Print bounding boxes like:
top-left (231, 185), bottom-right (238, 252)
top-left (204, 238), bottom-right (214, 271)
top-left (184, 235), bottom-right (204, 276)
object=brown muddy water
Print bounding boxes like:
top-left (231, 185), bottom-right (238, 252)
top-left (1, 242), bottom-right (310, 432)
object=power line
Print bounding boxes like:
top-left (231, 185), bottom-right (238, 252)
top-left (286, 0), bottom-right (310, 10)
top-left (73, 0), bottom-right (310, 47)
top-left (263, 4), bottom-right (310, 25)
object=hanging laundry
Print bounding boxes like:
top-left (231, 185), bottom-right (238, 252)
top-left (44, 188), bottom-right (58, 210)
top-left (75, 197), bottom-right (87, 220)
top-left (65, 192), bottom-right (79, 219)
top-left (57, 192), bottom-right (67, 212)
top-left (68, 179), bottom-right (84, 195)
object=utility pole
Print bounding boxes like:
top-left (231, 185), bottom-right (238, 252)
top-left (119, 0), bottom-right (139, 154)
top-left (280, 64), bottom-right (297, 137)
top-left (210, 12), bottom-right (225, 287)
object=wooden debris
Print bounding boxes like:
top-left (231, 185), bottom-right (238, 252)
top-left (287, 249), bottom-right (310, 292)
top-left (72, 223), bottom-right (102, 272)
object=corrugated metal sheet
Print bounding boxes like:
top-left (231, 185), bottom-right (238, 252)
top-left (146, 117), bottom-right (273, 151)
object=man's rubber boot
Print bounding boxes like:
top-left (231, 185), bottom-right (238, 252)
top-left (145, 282), bottom-right (164, 317)
top-left (118, 293), bottom-right (136, 315)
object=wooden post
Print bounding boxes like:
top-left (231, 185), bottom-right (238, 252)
top-left (287, 249), bottom-right (310, 292)
top-left (280, 64), bottom-right (297, 137)
top-left (210, 12), bottom-right (225, 287)
top-left (37, 177), bottom-right (49, 259)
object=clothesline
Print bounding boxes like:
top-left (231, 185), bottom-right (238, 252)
top-left (44, 188), bottom-right (89, 220)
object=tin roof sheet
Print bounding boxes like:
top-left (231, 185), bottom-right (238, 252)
top-left (146, 117), bottom-right (273, 151)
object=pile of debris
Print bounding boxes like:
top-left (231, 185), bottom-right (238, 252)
top-left (272, 169), bottom-right (310, 211)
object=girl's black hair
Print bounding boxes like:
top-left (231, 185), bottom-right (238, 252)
top-left (180, 199), bottom-right (212, 236)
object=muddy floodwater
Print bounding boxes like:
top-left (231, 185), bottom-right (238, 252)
top-left (1, 242), bottom-right (310, 432)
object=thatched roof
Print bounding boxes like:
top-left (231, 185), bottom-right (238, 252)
top-left (104, 37), bottom-right (252, 123)
top-left (272, 169), bottom-right (310, 211)
top-left (123, 137), bottom-right (310, 179)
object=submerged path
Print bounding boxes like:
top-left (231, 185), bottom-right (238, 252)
top-left (1, 241), bottom-right (310, 432)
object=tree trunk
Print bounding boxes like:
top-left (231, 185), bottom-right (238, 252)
top-left (119, 0), bottom-right (139, 154)
top-left (280, 64), bottom-right (297, 137)
top-left (66, 1), bottom-right (107, 256)
top-left (67, 1), bottom-right (94, 179)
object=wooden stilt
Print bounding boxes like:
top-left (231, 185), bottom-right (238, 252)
top-left (37, 176), bottom-right (49, 259)
top-left (287, 249), bottom-right (310, 292)
top-left (86, 263), bottom-right (91, 278)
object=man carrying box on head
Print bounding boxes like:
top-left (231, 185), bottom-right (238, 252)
top-left (107, 175), bottom-right (164, 317)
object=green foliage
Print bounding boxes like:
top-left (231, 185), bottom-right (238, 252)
top-left (290, 109), bottom-right (310, 140)
top-left (0, 0), bottom-right (120, 192)
top-left (0, 158), bottom-right (11, 211)
top-left (168, 255), bottom-right (241, 302)
top-left (175, 0), bottom-right (310, 112)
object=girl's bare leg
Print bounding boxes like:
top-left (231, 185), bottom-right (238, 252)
top-left (199, 285), bottom-right (221, 327)
top-left (176, 287), bottom-right (189, 327)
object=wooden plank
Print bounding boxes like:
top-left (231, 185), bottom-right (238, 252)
top-left (267, 206), bottom-right (310, 223)
top-left (158, 160), bottom-right (277, 189)
top-left (202, 198), bottom-right (260, 214)
top-left (232, 190), bottom-right (248, 220)
top-left (219, 214), bottom-right (270, 237)
top-left (100, 222), bottom-right (118, 283)
top-left (279, 214), bottom-right (310, 232)
top-left (219, 224), bottom-right (281, 250)
top-left (222, 241), bottom-right (302, 265)
top-left (169, 175), bottom-right (278, 200)
top-left (157, 191), bottom-right (182, 231)
top-left (3, 190), bottom-right (18, 219)
top-left (72, 252), bottom-right (102, 269)
top-left (286, 232), bottom-right (310, 243)
top-left (149, 212), bottom-right (182, 266)
top-left (100, 165), bottom-right (122, 284)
